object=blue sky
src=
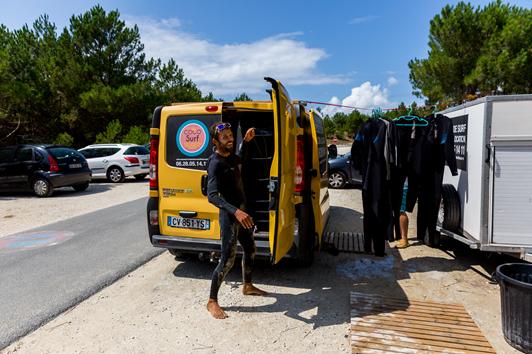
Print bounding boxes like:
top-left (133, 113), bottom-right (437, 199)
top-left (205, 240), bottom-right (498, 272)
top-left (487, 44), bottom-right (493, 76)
top-left (1, 0), bottom-right (530, 114)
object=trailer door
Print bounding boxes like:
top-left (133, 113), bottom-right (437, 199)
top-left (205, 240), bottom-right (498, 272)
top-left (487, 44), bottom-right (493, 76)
top-left (491, 145), bottom-right (532, 246)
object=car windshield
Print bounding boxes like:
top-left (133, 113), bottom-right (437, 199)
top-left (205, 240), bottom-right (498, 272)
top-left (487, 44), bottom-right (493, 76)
top-left (47, 147), bottom-right (84, 161)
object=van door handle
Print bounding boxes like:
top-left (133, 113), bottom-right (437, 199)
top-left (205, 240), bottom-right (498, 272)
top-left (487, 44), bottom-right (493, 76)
top-left (179, 211), bottom-right (198, 218)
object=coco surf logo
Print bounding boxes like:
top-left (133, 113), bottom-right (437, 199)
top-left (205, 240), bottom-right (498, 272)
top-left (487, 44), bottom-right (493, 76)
top-left (176, 120), bottom-right (209, 157)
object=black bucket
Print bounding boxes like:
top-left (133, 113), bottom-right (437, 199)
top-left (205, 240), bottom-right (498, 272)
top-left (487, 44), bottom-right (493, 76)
top-left (496, 263), bottom-right (532, 353)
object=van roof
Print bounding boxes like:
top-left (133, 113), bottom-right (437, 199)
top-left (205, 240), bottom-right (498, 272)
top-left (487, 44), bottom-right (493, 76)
top-left (169, 101), bottom-right (273, 111)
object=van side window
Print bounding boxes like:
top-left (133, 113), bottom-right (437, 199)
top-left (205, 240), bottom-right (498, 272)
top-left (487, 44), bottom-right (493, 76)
top-left (313, 115), bottom-right (328, 175)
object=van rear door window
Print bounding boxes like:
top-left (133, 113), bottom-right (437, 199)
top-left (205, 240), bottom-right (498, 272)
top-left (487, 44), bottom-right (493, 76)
top-left (313, 114), bottom-right (328, 175)
top-left (166, 114), bottom-right (221, 170)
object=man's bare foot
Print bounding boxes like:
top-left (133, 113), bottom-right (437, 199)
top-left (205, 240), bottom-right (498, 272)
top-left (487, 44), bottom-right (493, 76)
top-left (242, 283), bottom-right (268, 296)
top-left (207, 299), bottom-right (228, 319)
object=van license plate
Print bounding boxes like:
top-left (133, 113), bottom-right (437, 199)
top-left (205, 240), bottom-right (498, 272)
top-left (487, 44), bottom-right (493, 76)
top-left (167, 216), bottom-right (210, 230)
top-left (69, 163), bottom-right (82, 169)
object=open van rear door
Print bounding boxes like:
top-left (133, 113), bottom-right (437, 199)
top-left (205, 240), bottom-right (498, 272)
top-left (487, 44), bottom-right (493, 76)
top-left (265, 77), bottom-right (296, 264)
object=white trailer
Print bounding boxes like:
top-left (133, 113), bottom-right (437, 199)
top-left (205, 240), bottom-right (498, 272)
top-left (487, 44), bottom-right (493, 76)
top-left (437, 95), bottom-right (532, 262)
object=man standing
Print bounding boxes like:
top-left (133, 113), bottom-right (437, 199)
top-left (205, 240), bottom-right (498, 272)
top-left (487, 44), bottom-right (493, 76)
top-left (206, 122), bottom-right (267, 319)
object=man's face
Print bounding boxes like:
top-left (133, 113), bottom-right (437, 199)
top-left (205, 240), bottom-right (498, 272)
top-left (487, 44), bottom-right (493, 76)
top-left (215, 128), bottom-right (234, 153)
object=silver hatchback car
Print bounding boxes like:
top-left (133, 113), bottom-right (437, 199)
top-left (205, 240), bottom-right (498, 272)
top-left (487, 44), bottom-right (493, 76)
top-left (78, 144), bottom-right (149, 183)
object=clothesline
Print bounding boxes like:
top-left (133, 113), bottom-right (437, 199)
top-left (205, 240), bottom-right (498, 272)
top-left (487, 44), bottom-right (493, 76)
top-left (301, 100), bottom-right (397, 111)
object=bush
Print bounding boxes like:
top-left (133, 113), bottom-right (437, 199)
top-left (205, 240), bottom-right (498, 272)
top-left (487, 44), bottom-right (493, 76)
top-left (54, 132), bottom-right (74, 147)
top-left (95, 120), bottom-right (122, 143)
top-left (122, 125), bottom-right (148, 145)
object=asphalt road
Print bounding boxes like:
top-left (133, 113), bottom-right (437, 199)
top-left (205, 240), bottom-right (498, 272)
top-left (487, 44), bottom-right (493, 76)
top-left (0, 197), bottom-right (163, 349)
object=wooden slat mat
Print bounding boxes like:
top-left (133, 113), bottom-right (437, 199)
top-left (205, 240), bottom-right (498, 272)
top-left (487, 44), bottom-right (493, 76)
top-left (350, 292), bottom-right (496, 353)
top-left (323, 232), bottom-right (365, 253)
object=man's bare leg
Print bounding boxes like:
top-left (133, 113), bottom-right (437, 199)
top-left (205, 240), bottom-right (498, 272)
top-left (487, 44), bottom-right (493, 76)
top-left (207, 299), bottom-right (228, 319)
top-left (242, 283), bottom-right (267, 296)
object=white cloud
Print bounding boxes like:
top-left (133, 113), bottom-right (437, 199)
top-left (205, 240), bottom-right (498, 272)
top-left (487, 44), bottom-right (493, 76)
top-left (321, 81), bottom-right (393, 116)
top-left (387, 76), bottom-right (398, 86)
top-left (349, 15), bottom-right (379, 25)
top-left (126, 16), bottom-right (347, 96)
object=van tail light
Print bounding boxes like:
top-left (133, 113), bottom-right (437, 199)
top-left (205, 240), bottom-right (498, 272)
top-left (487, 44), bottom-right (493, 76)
top-left (124, 156), bottom-right (140, 164)
top-left (294, 136), bottom-right (305, 193)
top-left (149, 210), bottom-right (159, 226)
top-left (149, 137), bottom-right (159, 189)
top-left (48, 155), bottom-right (59, 172)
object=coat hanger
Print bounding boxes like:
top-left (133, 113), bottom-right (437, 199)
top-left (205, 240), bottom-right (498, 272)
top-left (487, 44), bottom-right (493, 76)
top-left (393, 107), bottom-right (428, 126)
top-left (371, 107), bottom-right (383, 119)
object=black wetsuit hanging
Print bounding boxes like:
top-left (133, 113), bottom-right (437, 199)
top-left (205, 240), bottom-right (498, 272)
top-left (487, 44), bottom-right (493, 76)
top-left (414, 114), bottom-right (458, 244)
top-left (389, 122), bottom-right (426, 240)
top-left (352, 118), bottom-right (394, 256)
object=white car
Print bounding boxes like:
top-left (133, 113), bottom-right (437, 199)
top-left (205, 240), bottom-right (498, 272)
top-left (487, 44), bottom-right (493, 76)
top-left (78, 144), bottom-right (149, 183)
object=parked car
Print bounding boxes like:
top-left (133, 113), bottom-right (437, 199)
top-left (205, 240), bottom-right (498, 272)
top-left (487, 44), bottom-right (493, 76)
top-left (78, 144), bottom-right (149, 183)
top-left (328, 151), bottom-right (362, 189)
top-left (0, 144), bottom-right (91, 197)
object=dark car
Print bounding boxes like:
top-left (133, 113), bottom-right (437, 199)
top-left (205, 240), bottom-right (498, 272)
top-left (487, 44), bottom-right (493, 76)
top-left (0, 144), bottom-right (92, 197)
top-left (327, 151), bottom-right (362, 189)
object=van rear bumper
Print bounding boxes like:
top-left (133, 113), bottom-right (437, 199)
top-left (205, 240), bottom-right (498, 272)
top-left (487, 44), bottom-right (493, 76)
top-left (151, 234), bottom-right (272, 258)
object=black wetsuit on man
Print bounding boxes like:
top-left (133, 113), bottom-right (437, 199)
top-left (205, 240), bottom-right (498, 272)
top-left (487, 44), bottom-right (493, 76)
top-left (206, 142), bottom-right (255, 300)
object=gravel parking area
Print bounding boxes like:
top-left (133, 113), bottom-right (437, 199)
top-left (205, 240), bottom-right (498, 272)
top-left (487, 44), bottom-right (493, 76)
top-left (0, 178), bottom-right (148, 238)
top-left (3, 187), bottom-right (520, 354)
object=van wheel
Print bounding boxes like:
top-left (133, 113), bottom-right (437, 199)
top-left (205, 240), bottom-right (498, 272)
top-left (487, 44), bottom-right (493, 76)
top-left (33, 178), bottom-right (53, 197)
top-left (438, 184), bottom-right (461, 232)
top-left (107, 167), bottom-right (125, 183)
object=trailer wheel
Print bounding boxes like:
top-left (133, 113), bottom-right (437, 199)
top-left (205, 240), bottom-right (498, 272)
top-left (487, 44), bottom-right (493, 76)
top-left (438, 184), bottom-right (461, 232)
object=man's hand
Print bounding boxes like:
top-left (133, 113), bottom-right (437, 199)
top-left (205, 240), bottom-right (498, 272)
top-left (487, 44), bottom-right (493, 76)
top-left (243, 128), bottom-right (255, 142)
top-left (234, 209), bottom-right (254, 229)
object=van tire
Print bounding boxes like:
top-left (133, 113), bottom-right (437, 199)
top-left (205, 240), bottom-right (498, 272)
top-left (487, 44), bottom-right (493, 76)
top-left (438, 184), bottom-right (461, 232)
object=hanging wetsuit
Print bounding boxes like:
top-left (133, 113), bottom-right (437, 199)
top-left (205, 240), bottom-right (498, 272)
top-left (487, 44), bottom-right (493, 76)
top-left (415, 114), bottom-right (458, 244)
top-left (352, 119), bottom-right (394, 256)
top-left (389, 122), bottom-right (426, 241)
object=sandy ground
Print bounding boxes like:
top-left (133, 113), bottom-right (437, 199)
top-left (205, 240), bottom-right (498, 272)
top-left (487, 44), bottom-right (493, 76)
top-left (2, 184), bottom-right (521, 354)
top-left (0, 178), bottom-right (148, 238)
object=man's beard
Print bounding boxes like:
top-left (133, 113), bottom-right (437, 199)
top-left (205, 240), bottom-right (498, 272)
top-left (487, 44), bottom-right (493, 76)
top-left (217, 142), bottom-right (233, 154)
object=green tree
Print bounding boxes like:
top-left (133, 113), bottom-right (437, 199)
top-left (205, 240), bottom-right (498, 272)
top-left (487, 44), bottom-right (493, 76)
top-left (234, 93), bottom-right (252, 101)
top-left (95, 119), bottom-right (122, 143)
top-left (54, 132), bottom-right (74, 146)
top-left (122, 125), bottom-right (149, 145)
top-left (156, 59), bottom-right (202, 104)
top-left (409, 1), bottom-right (531, 105)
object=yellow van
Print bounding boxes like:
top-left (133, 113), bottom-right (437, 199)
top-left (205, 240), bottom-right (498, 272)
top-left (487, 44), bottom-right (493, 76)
top-left (146, 78), bottom-right (330, 265)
